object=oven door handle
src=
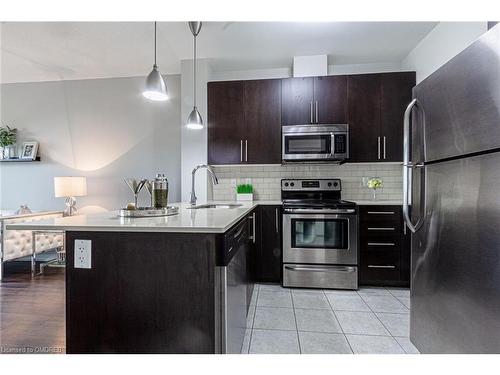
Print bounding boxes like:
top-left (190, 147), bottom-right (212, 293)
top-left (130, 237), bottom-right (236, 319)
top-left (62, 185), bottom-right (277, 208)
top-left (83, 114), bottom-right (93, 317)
top-left (283, 208), bottom-right (356, 214)
top-left (284, 265), bottom-right (357, 273)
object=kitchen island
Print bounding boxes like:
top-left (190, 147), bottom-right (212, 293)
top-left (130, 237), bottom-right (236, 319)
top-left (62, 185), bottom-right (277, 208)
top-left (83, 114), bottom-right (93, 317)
top-left (7, 202), bottom-right (276, 354)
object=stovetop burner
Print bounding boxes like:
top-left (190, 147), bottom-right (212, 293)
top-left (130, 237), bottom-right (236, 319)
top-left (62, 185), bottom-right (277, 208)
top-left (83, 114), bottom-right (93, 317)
top-left (281, 178), bottom-right (356, 209)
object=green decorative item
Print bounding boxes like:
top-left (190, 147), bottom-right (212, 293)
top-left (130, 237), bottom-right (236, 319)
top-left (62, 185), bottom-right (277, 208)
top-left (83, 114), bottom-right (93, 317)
top-left (236, 184), bottom-right (253, 194)
top-left (0, 125), bottom-right (17, 159)
top-left (236, 184), bottom-right (253, 201)
top-left (367, 177), bottom-right (383, 200)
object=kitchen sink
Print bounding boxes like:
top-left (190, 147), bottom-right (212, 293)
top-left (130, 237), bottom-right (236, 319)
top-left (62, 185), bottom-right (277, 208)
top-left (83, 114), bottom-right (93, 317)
top-left (188, 203), bottom-right (243, 209)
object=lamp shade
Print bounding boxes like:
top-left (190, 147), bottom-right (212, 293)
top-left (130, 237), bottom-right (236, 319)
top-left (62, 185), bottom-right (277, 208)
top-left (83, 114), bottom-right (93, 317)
top-left (142, 65), bottom-right (168, 101)
top-left (186, 107), bottom-right (203, 129)
top-left (54, 177), bottom-right (87, 198)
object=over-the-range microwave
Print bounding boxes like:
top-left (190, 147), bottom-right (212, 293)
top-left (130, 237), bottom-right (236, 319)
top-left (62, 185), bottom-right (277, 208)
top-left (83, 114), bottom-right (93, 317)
top-left (282, 124), bottom-right (349, 162)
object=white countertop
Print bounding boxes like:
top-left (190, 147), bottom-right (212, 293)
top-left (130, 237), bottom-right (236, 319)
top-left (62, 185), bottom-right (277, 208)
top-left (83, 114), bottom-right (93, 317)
top-left (0, 210), bottom-right (62, 220)
top-left (5, 202), bottom-right (276, 234)
top-left (5, 200), bottom-right (401, 233)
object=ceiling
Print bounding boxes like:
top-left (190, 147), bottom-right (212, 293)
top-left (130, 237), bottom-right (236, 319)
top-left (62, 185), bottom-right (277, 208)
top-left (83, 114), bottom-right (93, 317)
top-left (0, 22), bottom-right (438, 83)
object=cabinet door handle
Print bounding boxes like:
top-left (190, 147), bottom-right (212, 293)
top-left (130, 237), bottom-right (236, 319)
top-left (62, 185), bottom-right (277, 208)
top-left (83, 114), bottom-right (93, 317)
top-left (367, 242), bottom-right (395, 246)
top-left (275, 208), bottom-right (279, 233)
top-left (240, 140), bottom-right (243, 162)
top-left (383, 136), bottom-right (386, 159)
top-left (245, 140), bottom-right (248, 162)
top-left (377, 137), bottom-right (381, 159)
top-left (367, 227), bottom-right (395, 231)
top-left (248, 212), bottom-right (256, 244)
top-left (315, 101), bottom-right (319, 123)
top-left (367, 265), bottom-right (396, 269)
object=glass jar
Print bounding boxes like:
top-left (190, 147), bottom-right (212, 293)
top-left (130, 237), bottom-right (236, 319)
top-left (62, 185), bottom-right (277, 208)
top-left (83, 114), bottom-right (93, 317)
top-left (5, 145), bottom-right (17, 159)
top-left (152, 174), bottom-right (169, 208)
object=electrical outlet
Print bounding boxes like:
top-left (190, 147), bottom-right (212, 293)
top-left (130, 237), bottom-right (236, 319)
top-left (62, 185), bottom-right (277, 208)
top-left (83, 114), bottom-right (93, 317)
top-left (74, 239), bottom-right (91, 269)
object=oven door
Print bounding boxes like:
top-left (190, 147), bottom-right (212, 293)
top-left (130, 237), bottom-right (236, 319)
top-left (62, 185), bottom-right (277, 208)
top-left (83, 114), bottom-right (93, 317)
top-left (282, 133), bottom-right (333, 161)
top-left (283, 212), bottom-right (358, 265)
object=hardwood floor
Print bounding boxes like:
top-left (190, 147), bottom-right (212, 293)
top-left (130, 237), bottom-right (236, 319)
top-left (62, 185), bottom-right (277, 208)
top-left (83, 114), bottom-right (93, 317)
top-left (0, 271), bottom-right (65, 354)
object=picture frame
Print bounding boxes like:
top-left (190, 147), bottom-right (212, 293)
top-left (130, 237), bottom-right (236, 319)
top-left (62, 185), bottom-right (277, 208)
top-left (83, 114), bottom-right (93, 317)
top-left (20, 141), bottom-right (39, 160)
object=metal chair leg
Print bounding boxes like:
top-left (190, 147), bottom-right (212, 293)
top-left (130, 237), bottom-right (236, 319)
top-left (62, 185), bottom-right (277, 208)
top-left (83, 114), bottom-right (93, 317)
top-left (31, 231), bottom-right (36, 278)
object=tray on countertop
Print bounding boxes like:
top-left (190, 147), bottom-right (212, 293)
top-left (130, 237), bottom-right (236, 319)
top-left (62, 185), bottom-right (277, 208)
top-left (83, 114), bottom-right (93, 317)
top-left (118, 206), bottom-right (179, 218)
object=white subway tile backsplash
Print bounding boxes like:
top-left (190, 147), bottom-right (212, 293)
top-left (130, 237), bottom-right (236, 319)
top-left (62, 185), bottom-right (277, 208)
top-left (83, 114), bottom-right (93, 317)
top-left (210, 163), bottom-right (403, 202)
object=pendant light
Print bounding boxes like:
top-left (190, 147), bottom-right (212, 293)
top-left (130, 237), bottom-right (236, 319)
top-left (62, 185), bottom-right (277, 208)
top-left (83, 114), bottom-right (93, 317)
top-left (186, 21), bottom-right (203, 129)
top-left (143, 22), bottom-right (168, 101)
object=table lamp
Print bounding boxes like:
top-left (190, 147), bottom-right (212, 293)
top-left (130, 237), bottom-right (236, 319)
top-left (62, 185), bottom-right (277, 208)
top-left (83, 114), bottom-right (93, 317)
top-left (54, 176), bottom-right (87, 216)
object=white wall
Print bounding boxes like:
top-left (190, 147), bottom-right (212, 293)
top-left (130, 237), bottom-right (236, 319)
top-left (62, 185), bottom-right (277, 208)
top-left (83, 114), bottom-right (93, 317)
top-left (328, 62), bottom-right (403, 75)
top-left (0, 75), bottom-right (181, 212)
top-left (210, 62), bottom-right (406, 82)
top-left (402, 22), bottom-right (487, 84)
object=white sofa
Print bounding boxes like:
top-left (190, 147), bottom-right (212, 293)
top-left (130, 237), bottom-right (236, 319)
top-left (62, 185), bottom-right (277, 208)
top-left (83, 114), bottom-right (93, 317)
top-left (0, 211), bottom-right (64, 281)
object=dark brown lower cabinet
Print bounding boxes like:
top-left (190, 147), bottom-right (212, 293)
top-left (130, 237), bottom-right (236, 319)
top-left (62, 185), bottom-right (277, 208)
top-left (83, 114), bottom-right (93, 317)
top-left (254, 205), bottom-right (282, 283)
top-left (359, 205), bottom-right (410, 287)
top-left (65, 231), bottom-right (219, 353)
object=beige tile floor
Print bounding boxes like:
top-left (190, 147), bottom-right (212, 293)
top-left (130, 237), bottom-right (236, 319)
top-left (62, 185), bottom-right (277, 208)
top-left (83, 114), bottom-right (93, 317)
top-left (242, 284), bottom-right (419, 354)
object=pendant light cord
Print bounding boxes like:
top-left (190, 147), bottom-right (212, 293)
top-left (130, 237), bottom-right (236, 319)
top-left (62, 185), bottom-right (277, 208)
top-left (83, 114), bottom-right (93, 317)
top-left (154, 21), bottom-right (157, 66)
top-left (193, 33), bottom-right (197, 108)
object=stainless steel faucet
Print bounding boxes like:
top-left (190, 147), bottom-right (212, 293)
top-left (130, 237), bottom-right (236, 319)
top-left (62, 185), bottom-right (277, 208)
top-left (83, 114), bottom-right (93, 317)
top-left (190, 164), bottom-right (219, 206)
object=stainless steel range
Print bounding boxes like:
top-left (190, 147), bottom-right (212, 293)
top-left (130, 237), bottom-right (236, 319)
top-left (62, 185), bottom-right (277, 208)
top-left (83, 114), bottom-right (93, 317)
top-left (281, 179), bottom-right (358, 290)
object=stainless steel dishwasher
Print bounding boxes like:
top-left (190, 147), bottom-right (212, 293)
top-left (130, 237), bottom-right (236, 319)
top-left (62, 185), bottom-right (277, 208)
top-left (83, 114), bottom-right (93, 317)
top-left (215, 215), bottom-right (254, 354)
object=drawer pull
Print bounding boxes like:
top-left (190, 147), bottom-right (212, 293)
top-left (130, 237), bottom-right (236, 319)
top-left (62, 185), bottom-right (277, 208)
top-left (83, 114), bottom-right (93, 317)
top-left (367, 211), bottom-right (395, 215)
top-left (285, 265), bottom-right (356, 273)
top-left (367, 242), bottom-right (395, 246)
top-left (367, 265), bottom-right (396, 269)
top-left (367, 227), bottom-right (395, 231)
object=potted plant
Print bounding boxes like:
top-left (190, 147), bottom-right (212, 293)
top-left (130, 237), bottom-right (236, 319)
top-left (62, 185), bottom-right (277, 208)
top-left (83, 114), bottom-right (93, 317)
top-left (0, 125), bottom-right (18, 159)
top-left (236, 183), bottom-right (253, 202)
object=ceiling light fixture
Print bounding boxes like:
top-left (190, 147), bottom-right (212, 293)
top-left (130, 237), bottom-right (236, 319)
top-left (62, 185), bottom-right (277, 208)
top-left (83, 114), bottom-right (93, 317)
top-left (143, 21), bottom-right (168, 101)
top-left (186, 21), bottom-right (203, 130)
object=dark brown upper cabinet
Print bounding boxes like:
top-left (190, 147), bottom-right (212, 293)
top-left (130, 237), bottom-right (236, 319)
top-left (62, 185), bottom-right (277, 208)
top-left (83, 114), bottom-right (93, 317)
top-left (281, 77), bottom-right (314, 125)
top-left (313, 76), bottom-right (348, 124)
top-left (207, 81), bottom-right (246, 165)
top-left (208, 79), bottom-right (282, 165)
top-left (380, 72), bottom-right (416, 162)
top-left (244, 79), bottom-right (282, 164)
top-left (282, 76), bottom-right (347, 126)
top-left (348, 74), bottom-right (381, 162)
top-left (208, 72), bottom-right (414, 164)
top-left (348, 72), bottom-right (415, 162)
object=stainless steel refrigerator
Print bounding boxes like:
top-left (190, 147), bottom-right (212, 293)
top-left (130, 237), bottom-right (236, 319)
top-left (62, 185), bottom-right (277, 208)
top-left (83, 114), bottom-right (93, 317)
top-left (403, 25), bottom-right (500, 353)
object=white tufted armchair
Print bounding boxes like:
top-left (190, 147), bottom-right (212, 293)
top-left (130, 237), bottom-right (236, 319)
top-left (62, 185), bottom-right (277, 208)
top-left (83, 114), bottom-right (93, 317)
top-left (0, 211), bottom-right (64, 281)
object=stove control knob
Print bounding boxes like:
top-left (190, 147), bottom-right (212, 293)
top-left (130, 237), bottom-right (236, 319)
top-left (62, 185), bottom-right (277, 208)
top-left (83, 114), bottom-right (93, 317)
top-left (284, 182), bottom-right (289, 187)
top-left (328, 182), bottom-right (332, 187)
top-left (290, 182), bottom-right (295, 187)
top-left (333, 182), bottom-right (339, 187)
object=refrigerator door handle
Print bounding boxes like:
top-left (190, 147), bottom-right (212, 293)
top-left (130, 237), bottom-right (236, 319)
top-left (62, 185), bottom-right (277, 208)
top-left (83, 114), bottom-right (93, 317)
top-left (403, 98), bottom-right (426, 233)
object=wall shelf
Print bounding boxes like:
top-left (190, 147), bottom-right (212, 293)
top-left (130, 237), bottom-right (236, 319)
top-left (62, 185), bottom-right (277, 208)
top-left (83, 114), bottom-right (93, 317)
top-left (0, 157), bottom-right (41, 163)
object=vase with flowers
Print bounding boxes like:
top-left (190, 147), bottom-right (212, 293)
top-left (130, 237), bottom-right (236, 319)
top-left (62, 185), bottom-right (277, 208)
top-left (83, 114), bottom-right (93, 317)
top-left (367, 177), bottom-right (383, 200)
